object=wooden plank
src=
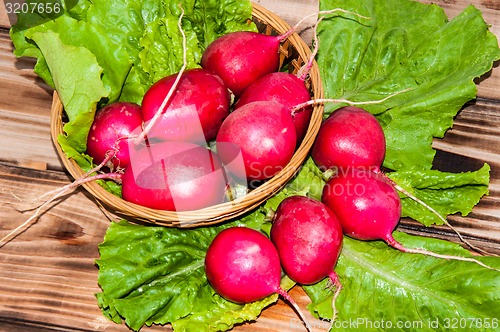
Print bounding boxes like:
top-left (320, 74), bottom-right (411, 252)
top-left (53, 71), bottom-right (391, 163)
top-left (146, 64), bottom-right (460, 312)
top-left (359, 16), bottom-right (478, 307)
top-left (0, 31), bottom-right (60, 170)
top-left (421, 100), bottom-right (500, 253)
top-left (0, 0), bottom-right (11, 28)
top-left (0, 165), bottom-right (134, 331)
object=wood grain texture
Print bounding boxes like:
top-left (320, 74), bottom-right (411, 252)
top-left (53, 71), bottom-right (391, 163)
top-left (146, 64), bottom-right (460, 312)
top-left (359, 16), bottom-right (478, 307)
top-left (0, 0), bottom-right (499, 331)
top-left (0, 32), bottom-right (60, 170)
top-left (0, 0), bottom-right (10, 28)
top-left (255, 0), bottom-right (319, 43)
top-left (401, 100), bottom-right (500, 255)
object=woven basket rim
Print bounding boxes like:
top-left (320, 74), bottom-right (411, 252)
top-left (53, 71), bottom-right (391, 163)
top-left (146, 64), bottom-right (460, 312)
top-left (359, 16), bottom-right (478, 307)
top-left (50, 3), bottom-right (324, 227)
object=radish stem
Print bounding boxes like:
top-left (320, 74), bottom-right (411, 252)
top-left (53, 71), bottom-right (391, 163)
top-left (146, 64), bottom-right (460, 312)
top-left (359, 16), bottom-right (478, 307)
top-left (327, 271), bottom-right (342, 330)
top-left (388, 179), bottom-right (497, 256)
top-left (291, 88), bottom-right (412, 115)
top-left (386, 236), bottom-right (500, 272)
top-left (276, 287), bottom-right (312, 332)
top-left (297, 16), bottom-right (323, 81)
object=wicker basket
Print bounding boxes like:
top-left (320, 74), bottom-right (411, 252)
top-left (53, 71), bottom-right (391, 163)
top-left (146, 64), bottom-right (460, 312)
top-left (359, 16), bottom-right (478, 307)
top-left (50, 3), bottom-right (324, 227)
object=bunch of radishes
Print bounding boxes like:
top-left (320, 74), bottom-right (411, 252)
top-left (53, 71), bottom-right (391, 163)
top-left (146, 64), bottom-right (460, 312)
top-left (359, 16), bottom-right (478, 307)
top-left (84, 22), bottom-right (320, 212)
top-left (205, 104), bottom-right (498, 330)
top-left (203, 108), bottom-right (388, 331)
top-left (87, 68), bottom-right (233, 212)
top-left (205, 197), bottom-right (344, 332)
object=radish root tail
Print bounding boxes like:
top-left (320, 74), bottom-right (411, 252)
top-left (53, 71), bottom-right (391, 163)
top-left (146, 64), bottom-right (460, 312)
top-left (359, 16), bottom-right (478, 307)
top-left (297, 16), bottom-right (323, 81)
top-left (276, 287), bottom-right (312, 332)
top-left (38, 144), bottom-right (121, 203)
top-left (388, 179), bottom-right (497, 257)
top-left (291, 88), bottom-right (412, 115)
top-left (0, 133), bottom-right (131, 248)
top-left (278, 8), bottom-right (371, 42)
top-left (386, 236), bottom-right (500, 272)
top-left (327, 271), bottom-right (343, 330)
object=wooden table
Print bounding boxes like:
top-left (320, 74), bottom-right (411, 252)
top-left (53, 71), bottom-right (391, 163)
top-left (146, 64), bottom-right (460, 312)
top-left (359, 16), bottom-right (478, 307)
top-left (0, 1), bottom-right (499, 331)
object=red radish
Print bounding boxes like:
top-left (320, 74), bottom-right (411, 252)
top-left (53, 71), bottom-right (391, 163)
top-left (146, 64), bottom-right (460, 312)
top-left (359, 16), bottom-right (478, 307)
top-left (322, 168), bottom-right (400, 241)
top-left (232, 12), bottom-right (326, 144)
top-left (205, 227), bottom-right (312, 331)
top-left (200, 8), bottom-right (369, 97)
top-left (141, 68), bottom-right (230, 143)
top-left (270, 196), bottom-right (344, 321)
top-left (216, 101), bottom-right (297, 181)
top-left (200, 31), bottom-right (283, 97)
top-left (86, 102), bottom-right (143, 169)
top-left (312, 106), bottom-right (386, 172)
top-left (322, 168), bottom-right (499, 270)
top-left (234, 72), bottom-right (312, 143)
top-left (271, 196), bottom-right (343, 284)
top-left (122, 141), bottom-right (228, 211)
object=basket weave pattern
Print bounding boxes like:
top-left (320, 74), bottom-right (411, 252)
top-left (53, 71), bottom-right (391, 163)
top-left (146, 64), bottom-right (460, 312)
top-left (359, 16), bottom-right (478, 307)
top-left (50, 3), bottom-right (324, 227)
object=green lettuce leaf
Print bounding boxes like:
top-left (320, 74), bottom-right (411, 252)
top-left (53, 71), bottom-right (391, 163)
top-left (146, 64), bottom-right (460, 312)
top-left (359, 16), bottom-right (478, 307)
top-left (28, 29), bottom-right (109, 156)
top-left (181, 0), bottom-right (256, 49)
top-left (9, 0), bottom-right (84, 87)
top-left (12, 7), bottom-right (132, 156)
top-left (14, 13), bottom-right (132, 107)
top-left (138, 7), bottom-right (202, 87)
top-left (284, 157), bottom-right (326, 201)
top-left (137, 0), bottom-right (257, 88)
top-left (27, 30), bottom-right (109, 122)
top-left (317, 0), bottom-right (500, 171)
top-left (304, 232), bottom-right (500, 331)
top-left (387, 164), bottom-right (490, 226)
top-left (96, 210), bottom-right (273, 332)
